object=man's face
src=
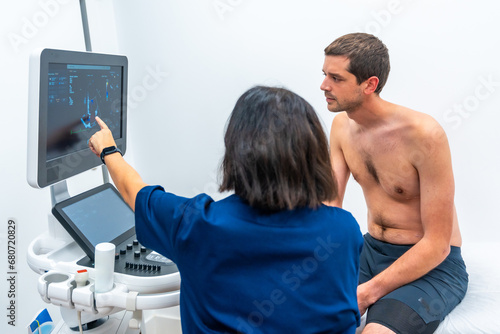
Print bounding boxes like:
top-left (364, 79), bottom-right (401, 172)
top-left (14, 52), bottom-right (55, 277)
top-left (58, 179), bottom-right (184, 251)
top-left (320, 55), bottom-right (364, 113)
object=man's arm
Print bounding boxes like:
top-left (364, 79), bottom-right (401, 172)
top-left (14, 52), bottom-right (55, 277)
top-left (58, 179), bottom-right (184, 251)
top-left (327, 113), bottom-right (351, 207)
top-left (89, 117), bottom-right (147, 211)
top-left (357, 120), bottom-right (454, 315)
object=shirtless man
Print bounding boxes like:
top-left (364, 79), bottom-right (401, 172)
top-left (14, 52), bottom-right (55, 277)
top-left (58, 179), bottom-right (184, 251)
top-left (321, 33), bottom-right (468, 334)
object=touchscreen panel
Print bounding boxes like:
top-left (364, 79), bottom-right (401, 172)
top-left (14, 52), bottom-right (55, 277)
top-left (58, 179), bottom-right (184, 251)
top-left (52, 183), bottom-right (135, 260)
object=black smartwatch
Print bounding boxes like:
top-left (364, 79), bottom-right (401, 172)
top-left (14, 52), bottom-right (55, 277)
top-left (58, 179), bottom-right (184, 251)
top-left (100, 146), bottom-right (122, 164)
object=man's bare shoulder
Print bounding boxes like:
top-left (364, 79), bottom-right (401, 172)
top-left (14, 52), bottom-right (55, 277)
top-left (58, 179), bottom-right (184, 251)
top-left (330, 112), bottom-right (351, 141)
top-left (394, 106), bottom-right (451, 166)
top-left (396, 106), bottom-right (447, 143)
top-left (331, 112), bottom-right (350, 127)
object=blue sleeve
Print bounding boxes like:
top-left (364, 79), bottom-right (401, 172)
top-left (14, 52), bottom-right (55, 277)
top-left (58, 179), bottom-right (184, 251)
top-left (134, 185), bottom-right (213, 262)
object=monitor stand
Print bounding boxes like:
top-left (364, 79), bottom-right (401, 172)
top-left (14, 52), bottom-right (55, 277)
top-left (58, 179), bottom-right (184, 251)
top-left (50, 165), bottom-right (110, 206)
top-left (51, 180), bottom-right (70, 206)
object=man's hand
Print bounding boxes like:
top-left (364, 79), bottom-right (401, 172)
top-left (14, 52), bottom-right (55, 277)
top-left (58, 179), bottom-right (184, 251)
top-left (89, 117), bottom-right (117, 156)
top-left (357, 282), bottom-right (379, 316)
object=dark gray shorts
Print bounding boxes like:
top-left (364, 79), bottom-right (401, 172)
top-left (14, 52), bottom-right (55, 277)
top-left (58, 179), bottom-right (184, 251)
top-left (359, 233), bottom-right (468, 329)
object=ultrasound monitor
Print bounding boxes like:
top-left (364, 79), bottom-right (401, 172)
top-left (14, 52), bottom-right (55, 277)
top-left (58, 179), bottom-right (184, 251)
top-left (28, 48), bottom-right (128, 188)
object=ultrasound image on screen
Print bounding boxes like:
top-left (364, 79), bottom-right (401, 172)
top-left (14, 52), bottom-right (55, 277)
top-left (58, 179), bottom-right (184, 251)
top-left (61, 188), bottom-right (134, 248)
top-left (47, 63), bottom-right (123, 161)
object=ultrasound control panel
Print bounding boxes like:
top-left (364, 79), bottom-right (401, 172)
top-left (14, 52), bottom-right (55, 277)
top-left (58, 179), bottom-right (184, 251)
top-left (77, 235), bottom-right (178, 277)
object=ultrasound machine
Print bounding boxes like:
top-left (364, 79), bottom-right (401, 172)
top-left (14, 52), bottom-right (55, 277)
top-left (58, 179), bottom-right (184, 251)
top-left (26, 48), bottom-right (182, 334)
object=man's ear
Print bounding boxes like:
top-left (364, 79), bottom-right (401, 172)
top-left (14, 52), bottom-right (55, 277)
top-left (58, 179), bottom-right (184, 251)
top-left (363, 76), bottom-right (379, 94)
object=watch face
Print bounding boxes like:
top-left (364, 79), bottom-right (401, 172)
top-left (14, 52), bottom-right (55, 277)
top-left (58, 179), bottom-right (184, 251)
top-left (104, 146), bottom-right (117, 154)
top-left (101, 146), bottom-right (120, 164)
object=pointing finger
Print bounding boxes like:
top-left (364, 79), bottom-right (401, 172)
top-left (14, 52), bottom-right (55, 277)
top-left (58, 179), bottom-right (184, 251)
top-left (95, 116), bottom-right (109, 130)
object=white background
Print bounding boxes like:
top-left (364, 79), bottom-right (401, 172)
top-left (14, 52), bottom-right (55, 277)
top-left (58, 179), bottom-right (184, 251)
top-left (1, 0), bottom-right (499, 332)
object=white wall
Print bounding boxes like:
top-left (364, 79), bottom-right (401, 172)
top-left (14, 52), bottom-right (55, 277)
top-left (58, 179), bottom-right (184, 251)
top-left (0, 0), bottom-right (499, 333)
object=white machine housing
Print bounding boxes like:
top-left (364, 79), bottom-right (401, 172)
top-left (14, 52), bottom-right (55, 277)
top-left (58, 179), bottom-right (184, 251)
top-left (27, 214), bottom-right (182, 333)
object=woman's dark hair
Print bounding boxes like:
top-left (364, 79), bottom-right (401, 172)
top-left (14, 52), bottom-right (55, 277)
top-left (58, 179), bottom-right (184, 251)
top-left (219, 86), bottom-right (337, 211)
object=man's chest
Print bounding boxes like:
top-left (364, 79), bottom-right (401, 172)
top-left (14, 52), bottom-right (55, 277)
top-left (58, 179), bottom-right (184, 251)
top-left (342, 139), bottom-right (421, 200)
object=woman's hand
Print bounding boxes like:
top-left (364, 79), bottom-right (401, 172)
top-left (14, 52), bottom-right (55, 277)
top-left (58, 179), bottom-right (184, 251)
top-left (87, 116), bottom-right (146, 210)
top-left (89, 117), bottom-right (117, 157)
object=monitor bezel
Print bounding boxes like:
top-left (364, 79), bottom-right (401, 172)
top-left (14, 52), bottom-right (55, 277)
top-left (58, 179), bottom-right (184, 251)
top-left (51, 182), bottom-right (136, 261)
top-left (27, 48), bottom-right (128, 188)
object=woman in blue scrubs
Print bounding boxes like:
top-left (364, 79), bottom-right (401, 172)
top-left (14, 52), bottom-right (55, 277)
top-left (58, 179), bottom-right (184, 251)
top-left (89, 85), bottom-right (363, 334)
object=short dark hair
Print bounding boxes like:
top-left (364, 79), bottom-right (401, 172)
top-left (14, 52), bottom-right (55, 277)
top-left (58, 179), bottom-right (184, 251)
top-left (219, 86), bottom-right (337, 211)
top-left (324, 33), bottom-right (390, 94)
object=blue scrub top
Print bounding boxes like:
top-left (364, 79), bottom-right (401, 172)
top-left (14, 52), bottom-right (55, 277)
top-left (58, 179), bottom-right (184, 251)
top-left (135, 185), bottom-right (363, 334)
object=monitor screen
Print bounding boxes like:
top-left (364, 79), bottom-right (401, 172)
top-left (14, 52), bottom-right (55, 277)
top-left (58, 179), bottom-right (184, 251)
top-left (28, 49), bottom-right (128, 188)
top-left (52, 183), bottom-right (136, 260)
top-left (46, 63), bottom-right (123, 161)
